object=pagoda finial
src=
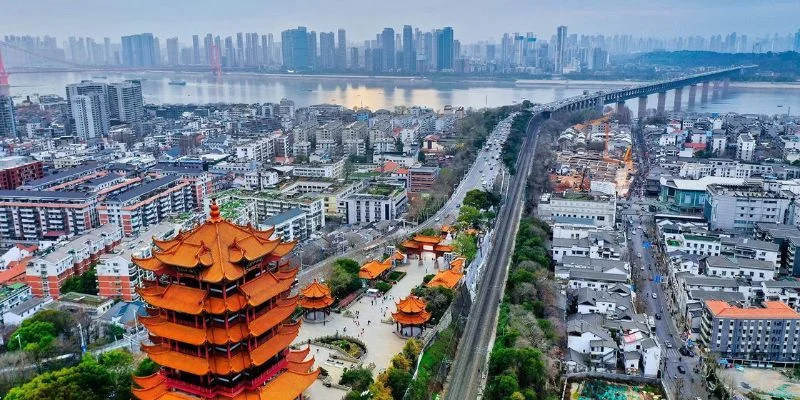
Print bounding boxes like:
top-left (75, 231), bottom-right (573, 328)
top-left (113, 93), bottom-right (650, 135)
top-left (209, 198), bottom-right (221, 222)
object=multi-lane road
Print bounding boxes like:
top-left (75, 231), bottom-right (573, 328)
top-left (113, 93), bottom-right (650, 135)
top-left (444, 113), bottom-right (542, 400)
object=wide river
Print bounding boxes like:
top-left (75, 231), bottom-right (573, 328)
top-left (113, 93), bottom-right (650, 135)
top-left (7, 71), bottom-right (800, 115)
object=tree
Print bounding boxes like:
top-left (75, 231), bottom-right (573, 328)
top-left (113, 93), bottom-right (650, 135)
top-left (134, 358), bottom-right (160, 377)
top-left (7, 321), bottom-right (57, 352)
top-left (334, 258), bottom-right (361, 274)
top-left (369, 380), bottom-right (394, 400)
top-left (384, 368), bottom-right (412, 400)
top-left (61, 268), bottom-right (99, 295)
top-left (340, 367), bottom-right (373, 392)
top-left (417, 151), bottom-right (425, 162)
top-left (453, 233), bottom-right (478, 262)
top-left (463, 189), bottom-right (499, 210)
top-left (457, 205), bottom-right (482, 227)
top-left (4, 355), bottom-right (116, 400)
top-left (395, 137), bottom-right (404, 154)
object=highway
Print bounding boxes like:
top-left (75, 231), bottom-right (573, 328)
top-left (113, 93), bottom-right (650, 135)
top-left (444, 113), bottom-right (541, 400)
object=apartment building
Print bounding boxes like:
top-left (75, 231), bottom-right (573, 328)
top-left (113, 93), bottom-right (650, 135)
top-left (151, 165), bottom-right (212, 209)
top-left (705, 183), bottom-right (793, 233)
top-left (99, 176), bottom-right (193, 236)
top-left (262, 208), bottom-right (307, 241)
top-left (720, 237), bottom-right (781, 271)
top-left (19, 162), bottom-right (104, 191)
top-left (216, 190), bottom-right (325, 234)
top-left (343, 182), bottom-right (408, 225)
top-left (408, 167), bottom-right (439, 193)
top-left (0, 190), bottom-right (99, 244)
top-left (26, 224), bottom-right (122, 299)
top-left (0, 157), bottom-right (44, 190)
top-left (736, 133), bottom-right (756, 161)
top-left (96, 222), bottom-right (175, 301)
top-left (292, 159), bottom-right (345, 179)
top-left (704, 255), bottom-right (775, 282)
top-left (538, 192), bottom-right (617, 228)
top-left (701, 300), bottom-right (800, 364)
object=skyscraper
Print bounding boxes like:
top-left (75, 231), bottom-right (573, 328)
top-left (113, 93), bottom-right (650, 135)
top-left (437, 27), bottom-right (454, 71)
top-left (261, 35), bottom-right (270, 65)
top-left (165, 38), bottom-right (179, 66)
top-left (555, 25), bottom-right (567, 74)
top-left (236, 32), bottom-right (244, 67)
top-left (402, 25), bottom-right (415, 73)
top-left (337, 29), bottom-right (347, 70)
top-left (120, 33), bottom-right (157, 67)
top-left (350, 47), bottom-right (359, 70)
top-left (319, 32), bottom-right (336, 70)
top-left (381, 28), bottom-right (395, 71)
top-left (108, 80), bottom-right (144, 124)
top-left (281, 27), bottom-right (310, 71)
top-left (192, 35), bottom-right (201, 65)
top-left (308, 31), bottom-right (318, 70)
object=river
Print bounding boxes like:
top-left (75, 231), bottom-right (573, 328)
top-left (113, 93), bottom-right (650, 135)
top-left (7, 71), bottom-right (800, 115)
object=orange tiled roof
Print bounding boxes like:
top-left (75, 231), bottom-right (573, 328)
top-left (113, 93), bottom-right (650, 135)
top-left (134, 202), bottom-right (294, 283)
top-left (142, 322), bottom-right (301, 376)
top-left (300, 279), bottom-right (332, 299)
top-left (358, 258), bottom-right (393, 280)
top-left (413, 235), bottom-right (443, 244)
top-left (705, 300), bottom-right (800, 319)
top-left (400, 240), bottom-right (419, 249)
top-left (286, 346), bottom-right (311, 363)
top-left (426, 268), bottom-right (463, 289)
top-left (434, 245), bottom-right (454, 252)
top-left (449, 257), bottom-right (466, 272)
top-left (0, 257), bottom-right (30, 284)
top-left (257, 369), bottom-right (319, 400)
top-left (239, 268), bottom-right (297, 307)
top-left (392, 296), bottom-right (432, 326)
top-left (396, 295), bottom-right (427, 313)
top-left (393, 249), bottom-right (406, 261)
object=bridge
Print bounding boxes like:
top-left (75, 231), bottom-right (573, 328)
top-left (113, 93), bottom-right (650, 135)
top-left (542, 65), bottom-right (757, 118)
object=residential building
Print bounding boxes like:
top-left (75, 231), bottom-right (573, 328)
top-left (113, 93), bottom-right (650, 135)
top-left (107, 80), bottom-right (144, 123)
top-left (71, 92), bottom-right (109, 140)
top-left (408, 167), bottom-right (439, 193)
top-left (99, 176), bottom-right (194, 236)
top-left (538, 192), bottom-right (617, 228)
top-left (704, 255), bottom-right (775, 282)
top-left (263, 208), bottom-right (307, 241)
top-left (19, 162), bottom-right (104, 191)
top-left (215, 190), bottom-right (325, 234)
top-left (0, 95), bottom-right (16, 137)
top-left (26, 224), bottom-right (122, 299)
top-left (720, 237), bottom-right (781, 271)
top-left (120, 33), bottom-right (157, 67)
top-left (342, 182), bottom-right (408, 225)
top-left (292, 159), bottom-right (345, 179)
top-left (659, 176), bottom-right (744, 212)
top-left (0, 157), bottom-right (44, 189)
top-left (701, 300), bottom-right (800, 364)
top-left (0, 282), bottom-right (32, 324)
top-left (736, 133), bottom-right (756, 161)
top-left (0, 190), bottom-right (99, 243)
top-left (705, 183), bottom-right (793, 233)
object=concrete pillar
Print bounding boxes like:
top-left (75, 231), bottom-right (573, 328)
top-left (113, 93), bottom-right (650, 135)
top-left (688, 85), bottom-right (697, 109)
top-left (596, 96), bottom-right (605, 113)
top-left (638, 96), bottom-right (647, 120)
top-left (657, 91), bottom-right (666, 115)
top-left (712, 80), bottom-right (721, 100)
top-left (673, 87), bottom-right (683, 112)
top-left (616, 100), bottom-right (625, 114)
top-left (701, 81), bottom-right (710, 103)
top-left (723, 78), bottom-right (730, 96)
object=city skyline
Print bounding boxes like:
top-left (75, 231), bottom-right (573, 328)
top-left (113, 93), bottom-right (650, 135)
top-left (2, 0), bottom-right (799, 42)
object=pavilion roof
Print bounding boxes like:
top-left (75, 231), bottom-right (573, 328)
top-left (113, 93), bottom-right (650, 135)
top-left (396, 295), bottom-right (427, 313)
top-left (300, 280), bottom-right (332, 299)
top-left (426, 267), bottom-right (464, 290)
top-left (412, 235), bottom-right (443, 244)
top-left (358, 258), bottom-right (392, 280)
top-left (132, 201), bottom-right (297, 284)
top-left (449, 257), bottom-right (466, 272)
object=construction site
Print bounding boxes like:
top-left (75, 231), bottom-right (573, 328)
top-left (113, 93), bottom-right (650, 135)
top-left (567, 379), bottom-right (666, 400)
top-left (552, 115), bottom-right (635, 197)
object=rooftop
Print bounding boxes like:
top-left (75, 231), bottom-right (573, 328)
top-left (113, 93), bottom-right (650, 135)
top-left (107, 176), bottom-right (181, 203)
top-left (705, 300), bottom-right (800, 320)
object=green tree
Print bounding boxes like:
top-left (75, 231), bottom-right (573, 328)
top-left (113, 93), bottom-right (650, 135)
top-left (5, 355), bottom-right (116, 400)
top-left (61, 268), bottom-right (99, 295)
top-left (27, 309), bottom-right (73, 335)
top-left (340, 367), bottom-right (373, 392)
top-left (457, 205), bottom-right (482, 228)
top-left (453, 233), bottom-right (478, 262)
top-left (134, 358), bottom-right (160, 377)
top-left (463, 189), bottom-right (499, 210)
top-left (395, 137), bottom-right (404, 153)
top-left (7, 321), bottom-right (56, 352)
top-left (385, 368), bottom-right (412, 400)
top-left (417, 151), bottom-right (425, 162)
top-left (334, 258), bottom-right (361, 274)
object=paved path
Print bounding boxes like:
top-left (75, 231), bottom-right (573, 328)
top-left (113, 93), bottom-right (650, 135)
top-left (296, 253), bottom-right (441, 397)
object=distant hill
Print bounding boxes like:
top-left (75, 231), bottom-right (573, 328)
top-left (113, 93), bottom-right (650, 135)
top-left (633, 51), bottom-right (800, 81)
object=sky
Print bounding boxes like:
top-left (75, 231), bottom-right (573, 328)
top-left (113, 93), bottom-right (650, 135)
top-left (2, 0), bottom-right (798, 44)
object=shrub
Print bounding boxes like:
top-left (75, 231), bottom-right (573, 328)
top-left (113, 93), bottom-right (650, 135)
top-left (375, 281), bottom-right (392, 293)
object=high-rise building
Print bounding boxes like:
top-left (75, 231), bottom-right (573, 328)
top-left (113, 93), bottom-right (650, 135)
top-left (437, 27), bottom-right (454, 71)
top-left (107, 80), bottom-right (144, 124)
top-left (165, 37), bottom-right (179, 66)
top-left (381, 28), bottom-right (395, 71)
top-left (281, 27), bottom-right (311, 71)
top-left (203, 34), bottom-right (213, 65)
top-left (555, 25), bottom-right (567, 74)
top-left (402, 25), bottom-right (415, 73)
top-left (794, 30), bottom-right (800, 52)
top-left (236, 32), bottom-right (244, 67)
top-left (120, 33), bottom-right (157, 67)
top-left (191, 34), bottom-right (201, 64)
top-left (337, 29), bottom-right (347, 70)
top-left (319, 32), bottom-right (336, 70)
top-left (103, 37), bottom-right (111, 64)
top-left (350, 47), bottom-right (360, 70)
top-left (0, 96), bottom-right (16, 138)
top-left (70, 93), bottom-right (109, 140)
top-left (65, 80), bottom-right (108, 135)
top-left (308, 30), bottom-right (318, 70)
top-left (261, 34), bottom-right (270, 65)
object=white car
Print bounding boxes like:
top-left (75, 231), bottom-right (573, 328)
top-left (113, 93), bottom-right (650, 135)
top-left (652, 293), bottom-right (658, 299)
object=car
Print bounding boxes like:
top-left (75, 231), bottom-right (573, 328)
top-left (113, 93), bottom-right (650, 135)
top-left (434, 217), bottom-right (440, 222)
top-left (679, 346), bottom-right (689, 356)
top-left (655, 313), bottom-right (662, 320)
top-left (665, 341), bottom-right (673, 348)
top-left (677, 365), bottom-right (686, 374)
top-left (652, 293), bottom-right (657, 299)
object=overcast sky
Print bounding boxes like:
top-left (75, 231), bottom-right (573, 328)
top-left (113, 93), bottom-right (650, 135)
top-left (2, 0), bottom-right (798, 44)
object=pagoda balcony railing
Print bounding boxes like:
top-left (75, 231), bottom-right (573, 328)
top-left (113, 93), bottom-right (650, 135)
top-left (163, 359), bottom-right (287, 398)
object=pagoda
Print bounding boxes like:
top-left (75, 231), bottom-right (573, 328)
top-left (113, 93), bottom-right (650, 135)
top-left (298, 280), bottom-right (334, 321)
top-left (131, 201), bottom-right (318, 400)
top-left (392, 295), bottom-right (431, 338)
top-left (400, 234), bottom-right (453, 260)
